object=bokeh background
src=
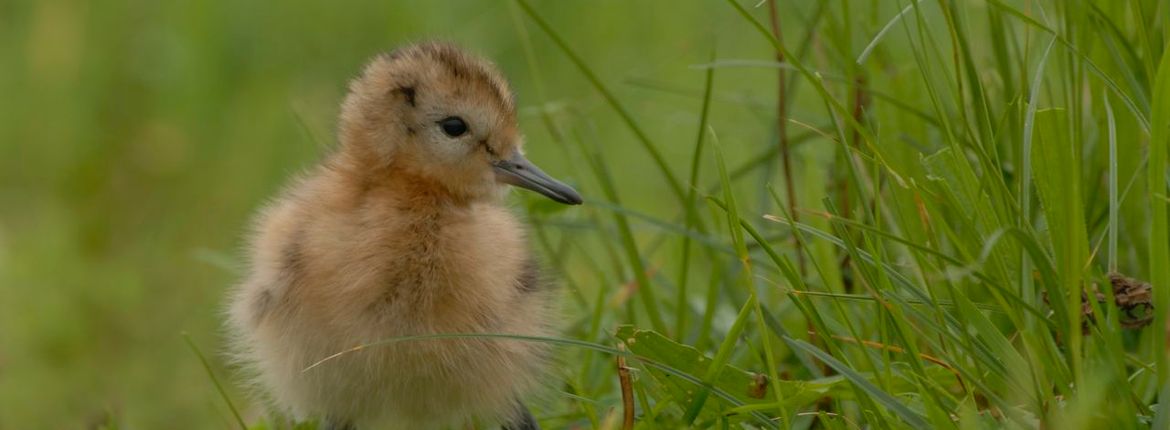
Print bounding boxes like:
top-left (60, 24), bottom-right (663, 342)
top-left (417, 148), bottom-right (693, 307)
top-left (4, 0), bottom-right (1167, 428)
top-left (0, 1), bottom-right (781, 427)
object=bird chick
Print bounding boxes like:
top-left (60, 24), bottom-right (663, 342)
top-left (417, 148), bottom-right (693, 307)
top-left (227, 42), bottom-right (582, 430)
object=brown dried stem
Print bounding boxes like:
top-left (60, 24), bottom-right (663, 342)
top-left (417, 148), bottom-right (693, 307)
top-left (616, 344), bottom-right (635, 430)
top-left (768, 0), bottom-right (804, 276)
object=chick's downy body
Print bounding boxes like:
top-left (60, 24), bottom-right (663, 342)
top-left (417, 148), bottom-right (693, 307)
top-left (228, 43), bottom-right (581, 429)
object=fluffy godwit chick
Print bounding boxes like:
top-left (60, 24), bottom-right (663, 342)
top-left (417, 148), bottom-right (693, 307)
top-left (228, 42), bottom-right (581, 430)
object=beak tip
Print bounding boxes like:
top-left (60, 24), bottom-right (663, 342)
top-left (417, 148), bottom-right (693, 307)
top-left (554, 187), bottom-right (583, 205)
top-left (545, 191), bottom-right (583, 206)
top-left (493, 153), bottom-right (584, 206)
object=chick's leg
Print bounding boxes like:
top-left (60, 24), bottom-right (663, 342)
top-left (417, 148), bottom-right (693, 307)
top-left (320, 417), bottom-right (354, 430)
top-left (501, 402), bottom-right (539, 430)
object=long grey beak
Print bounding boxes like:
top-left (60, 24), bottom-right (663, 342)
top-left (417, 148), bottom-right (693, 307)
top-left (492, 152), bottom-right (583, 205)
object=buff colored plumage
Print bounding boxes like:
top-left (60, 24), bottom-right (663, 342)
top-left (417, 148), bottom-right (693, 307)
top-left (227, 42), bottom-right (581, 430)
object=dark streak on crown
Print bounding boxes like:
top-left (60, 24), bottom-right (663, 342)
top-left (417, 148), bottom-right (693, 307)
top-left (394, 86), bottom-right (417, 107)
top-left (429, 46), bottom-right (465, 79)
top-left (423, 43), bottom-right (514, 112)
top-left (379, 42), bottom-right (515, 115)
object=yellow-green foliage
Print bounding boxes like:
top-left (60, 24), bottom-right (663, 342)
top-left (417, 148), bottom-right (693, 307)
top-left (0, 0), bottom-right (1166, 428)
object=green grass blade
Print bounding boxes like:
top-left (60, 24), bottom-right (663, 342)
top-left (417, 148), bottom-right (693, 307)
top-left (574, 129), bottom-right (668, 333)
top-left (1148, 39), bottom-right (1170, 394)
top-left (182, 332), bottom-right (247, 430)
top-left (786, 338), bottom-right (930, 429)
top-left (515, 0), bottom-right (687, 204)
top-left (677, 47), bottom-right (717, 338)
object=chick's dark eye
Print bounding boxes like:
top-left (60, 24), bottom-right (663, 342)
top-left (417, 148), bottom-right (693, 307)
top-left (438, 117), bottom-right (468, 137)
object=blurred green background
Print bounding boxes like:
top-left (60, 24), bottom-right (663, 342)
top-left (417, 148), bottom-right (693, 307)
top-left (4, 0), bottom-right (1167, 428)
top-left (0, 0), bottom-right (782, 427)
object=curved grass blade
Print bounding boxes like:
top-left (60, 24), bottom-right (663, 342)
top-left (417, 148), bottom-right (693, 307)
top-left (786, 338), bottom-right (931, 430)
top-left (183, 332), bottom-right (247, 430)
top-left (302, 332), bottom-right (779, 429)
top-left (515, 0), bottom-right (687, 204)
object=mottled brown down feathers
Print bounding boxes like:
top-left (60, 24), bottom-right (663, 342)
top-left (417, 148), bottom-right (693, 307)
top-left (227, 42), bottom-right (572, 429)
